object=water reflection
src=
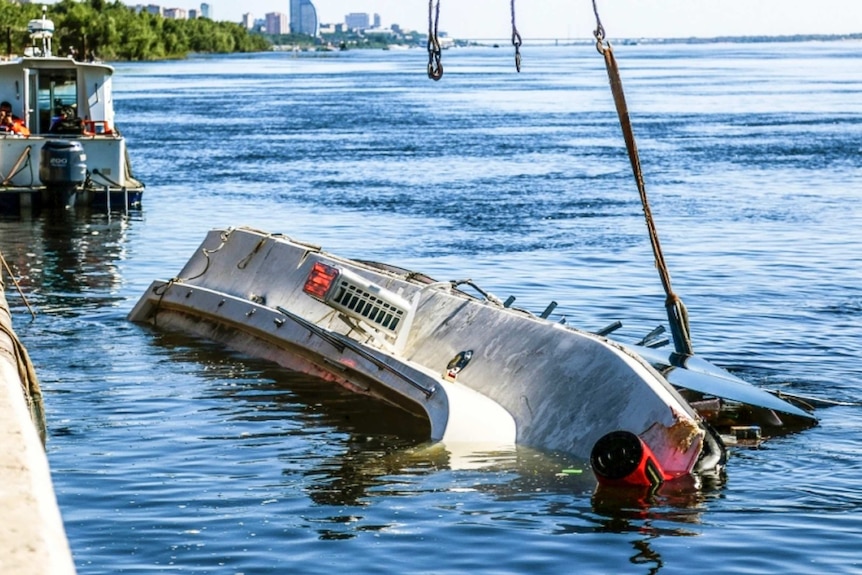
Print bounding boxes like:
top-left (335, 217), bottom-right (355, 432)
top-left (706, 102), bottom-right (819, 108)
top-left (144, 330), bottom-right (719, 551)
top-left (0, 209), bottom-right (136, 314)
top-left (632, 537), bottom-right (663, 575)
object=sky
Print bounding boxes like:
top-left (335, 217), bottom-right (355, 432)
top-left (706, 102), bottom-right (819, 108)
top-left (189, 0), bottom-right (862, 39)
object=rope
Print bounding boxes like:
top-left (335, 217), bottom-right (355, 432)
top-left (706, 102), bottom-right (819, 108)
top-left (1, 145), bottom-right (32, 187)
top-left (591, 0), bottom-right (694, 356)
top-left (0, 319), bottom-right (46, 444)
top-left (237, 235), bottom-right (269, 269)
top-left (0, 252), bottom-right (43, 442)
top-left (0, 251), bottom-right (36, 319)
top-left (91, 168), bottom-right (124, 189)
top-left (151, 277), bottom-right (180, 320)
top-left (150, 228), bottom-right (238, 324)
top-left (183, 227), bottom-right (234, 281)
top-left (450, 279), bottom-right (504, 307)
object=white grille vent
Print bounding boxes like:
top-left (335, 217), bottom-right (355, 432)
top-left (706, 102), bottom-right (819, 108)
top-left (304, 262), bottom-right (411, 338)
top-left (330, 280), bottom-right (406, 334)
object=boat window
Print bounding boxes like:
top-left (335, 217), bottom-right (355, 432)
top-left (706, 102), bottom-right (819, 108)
top-left (36, 70), bottom-right (78, 134)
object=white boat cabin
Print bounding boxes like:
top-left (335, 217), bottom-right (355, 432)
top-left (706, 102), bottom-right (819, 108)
top-left (0, 14), bottom-right (115, 136)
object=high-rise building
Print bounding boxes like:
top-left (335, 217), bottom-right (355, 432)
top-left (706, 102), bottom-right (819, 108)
top-left (265, 12), bottom-right (289, 35)
top-left (164, 8), bottom-right (187, 19)
top-left (200, 3), bottom-right (212, 20)
top-left (242, 13), bottom-right (254, 30)
top-left (290, 0), bottom-right (318, 36)
top-left (345, 12), bottom-right (369, 31)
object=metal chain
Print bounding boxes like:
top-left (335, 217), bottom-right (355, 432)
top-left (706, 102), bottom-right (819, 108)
top-left (426, 0), bottom-right (521, 77)
top-left (510, 0), bottom-right (522, 72)
top-left (427, 0), bottom-right (443, 80)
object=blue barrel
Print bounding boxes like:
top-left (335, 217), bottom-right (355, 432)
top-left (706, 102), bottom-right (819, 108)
top-left (39, 140), bottom-right (87, 188)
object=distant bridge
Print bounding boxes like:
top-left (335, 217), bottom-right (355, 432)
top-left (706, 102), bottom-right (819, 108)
top-left (452, 37), bottom-right (593, 46)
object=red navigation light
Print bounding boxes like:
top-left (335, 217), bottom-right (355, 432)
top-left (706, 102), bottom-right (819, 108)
top-left (303, 262), bottom-right (339, 300)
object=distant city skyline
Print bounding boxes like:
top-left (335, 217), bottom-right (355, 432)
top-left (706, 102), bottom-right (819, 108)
top-left (200, 0), bottom-right (862, 39)
top-left (38, 1), bottom-right (862, 39)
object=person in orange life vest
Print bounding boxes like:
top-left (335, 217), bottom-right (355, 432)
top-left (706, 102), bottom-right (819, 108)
top-left (0, 102), bottom-right (30, 136)
top-left (0, 109), bottom-right (13, 131)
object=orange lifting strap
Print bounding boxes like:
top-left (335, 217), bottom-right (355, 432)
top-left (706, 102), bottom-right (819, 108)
top-left (592, 1), bottom-right (694, 356)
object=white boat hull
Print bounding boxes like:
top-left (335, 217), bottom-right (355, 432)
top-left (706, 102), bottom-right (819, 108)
top-left (0, 134), bottom-right (142, 209)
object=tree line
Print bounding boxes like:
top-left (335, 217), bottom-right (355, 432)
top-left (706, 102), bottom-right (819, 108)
top-left (1, 0), bottom-right (271, 61)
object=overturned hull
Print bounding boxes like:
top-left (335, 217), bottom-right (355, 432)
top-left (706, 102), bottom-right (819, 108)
top-left (129, 227), bottom-right (814, 488)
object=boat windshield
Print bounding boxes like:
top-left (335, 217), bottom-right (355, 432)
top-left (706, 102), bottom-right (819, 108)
top-left (34, 70), bottom-right (78, 134)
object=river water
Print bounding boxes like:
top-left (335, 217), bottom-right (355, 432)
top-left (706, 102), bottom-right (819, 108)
top-left (1, 41), bottom-right (860, 574)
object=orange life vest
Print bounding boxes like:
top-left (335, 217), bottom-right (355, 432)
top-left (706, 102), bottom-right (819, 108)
top-left (2, 117), bottom-right (29, 136)
top-left (11, 119), bottom-right (30, 136)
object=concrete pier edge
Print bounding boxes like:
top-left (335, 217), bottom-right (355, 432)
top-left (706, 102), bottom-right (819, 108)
top-left (0, 275), bottom-right (76, 574)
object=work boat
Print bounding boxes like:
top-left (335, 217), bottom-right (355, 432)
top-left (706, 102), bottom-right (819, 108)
top-left (0, 9), bottom-right (143, 212)
top-left (129, 227), bottom-right (817, 490)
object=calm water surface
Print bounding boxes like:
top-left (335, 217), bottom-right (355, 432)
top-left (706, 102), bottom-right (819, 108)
top-left (1, 42), bottom-right (861, 574)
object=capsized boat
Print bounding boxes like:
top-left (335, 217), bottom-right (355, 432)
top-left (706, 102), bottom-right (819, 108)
top-left (129, 227), bottom-right (817, 490)
top-left (0, 7), bottom-right (144, 212)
